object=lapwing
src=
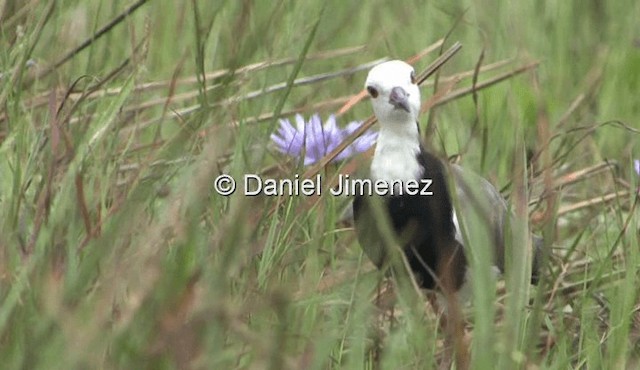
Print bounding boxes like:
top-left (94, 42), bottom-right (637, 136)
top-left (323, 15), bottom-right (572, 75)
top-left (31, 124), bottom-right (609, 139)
top-left (352, 60), bottom-right (542, 299)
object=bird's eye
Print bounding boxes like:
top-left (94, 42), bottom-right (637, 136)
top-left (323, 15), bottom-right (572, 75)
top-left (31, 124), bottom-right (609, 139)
top-left (410, 70), bottom-right (417, 84)
top-left (366, 86), bottom-right (379, 98)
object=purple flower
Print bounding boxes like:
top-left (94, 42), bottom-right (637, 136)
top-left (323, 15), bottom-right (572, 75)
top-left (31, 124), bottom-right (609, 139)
top-left (271, 114), bottom-right (377, 165)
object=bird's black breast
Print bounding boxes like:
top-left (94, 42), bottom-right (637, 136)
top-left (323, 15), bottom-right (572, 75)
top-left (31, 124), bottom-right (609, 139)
top-left (353, 149), bottom-right (467, 291)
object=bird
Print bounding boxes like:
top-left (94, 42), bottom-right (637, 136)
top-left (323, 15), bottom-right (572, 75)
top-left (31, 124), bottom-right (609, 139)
top-left (352, 60), bottom-right (541, 299)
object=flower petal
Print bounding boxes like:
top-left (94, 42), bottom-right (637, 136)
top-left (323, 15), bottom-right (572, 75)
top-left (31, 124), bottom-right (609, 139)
top-left (270, 133), bottom-right (288, 151)
top-left (351, 130), bottom-right (378, 153)
top-left (324, 115), bottom-right (339, 137)
top-left (271, 114), bottom-right (378, 166)
top-left (276, 121), bottom-right (296, 144)
top-left (303, 118), bottom-right (323, 165)
top-left (343, 120), bottom-right (362, 136)
top-left (273, 119), bottom-right (303, 156)
top-left (334, 146), bottom-right (354, 161)
top-left (635, 159), bottom-right (640, 176)
top-left (295, 114), bottom-right (306, 132)
top-left (342, 120), bottom-right (378, 154)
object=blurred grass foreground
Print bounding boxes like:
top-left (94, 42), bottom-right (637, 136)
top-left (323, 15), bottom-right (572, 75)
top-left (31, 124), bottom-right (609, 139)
top-left (0, 1), bottom-right (639, 369)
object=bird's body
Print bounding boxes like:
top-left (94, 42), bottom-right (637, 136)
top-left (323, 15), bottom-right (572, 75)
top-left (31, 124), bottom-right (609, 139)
top-left (354, 130), bottom-right (467, 291)
top-left (353, 60), bottom-right (540, 296)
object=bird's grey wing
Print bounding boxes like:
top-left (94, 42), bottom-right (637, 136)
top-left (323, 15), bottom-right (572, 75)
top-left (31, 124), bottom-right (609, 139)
top-left (352, 195), bottom-right (386, 268)
top-left (449, 163), bottom-right (542, 279)
top-left (449, 163), bottom-right (508, 272)
top-left (340, 164), bottom-right (542, 280)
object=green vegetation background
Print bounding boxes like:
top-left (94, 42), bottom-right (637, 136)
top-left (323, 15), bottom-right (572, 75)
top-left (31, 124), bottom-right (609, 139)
top-left (0, 1), bottom-right (638, 369)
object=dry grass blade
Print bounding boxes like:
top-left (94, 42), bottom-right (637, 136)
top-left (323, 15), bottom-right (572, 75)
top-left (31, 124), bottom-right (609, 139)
top-left (556, 49), bottom-right (606, 128)
top-left (37, 0), bottom-right (150, 79)
top-left (1, 45), bottom-right (366, 125)
top-left (231, 60), bottom-right (514, 136)
top-left (119, 59), bottom-right (384, 117)
top-left (415, 42), bottom-right (463, 86)
top-left (0, 0), bottom-right (54, 109)
top-left (229, 96), bottom-right (353, 127)
top-left (0, 0), bottom-right (39, 30)
top-left (33, 46), bottom-right (365, 104)
top-left (118, 57), bottom-right (520, 173)
top-left (546, 121), bottom-right (640, 171)
top-left (430, 61), bottom-right (540, 108)
top-left (529, 161), bottom-right (619, 208)
top-left (75, 173), bottom-right (93, 242)
top-left (557, 190), bottom-right (632, 216)
top-left (117, 59), bottom-right (384, 135)
top-left (406, 38), bottom-right (445, 64)
top-left (422, 59), bottom-right (513, 87)
top-left (124, 95), bottom-right (353, 145)
top-left (24, 87), bottom-right (60, 257)
top-left (130, 45), bottom-right (367, 94)
top-left (216, 58), bottom-right (387, 106)
top-left (551, 161), bottom-right (618, 189)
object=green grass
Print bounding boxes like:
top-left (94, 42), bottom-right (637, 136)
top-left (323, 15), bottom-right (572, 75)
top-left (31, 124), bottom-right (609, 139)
top-left (1, 0), bottom-right (639, 369)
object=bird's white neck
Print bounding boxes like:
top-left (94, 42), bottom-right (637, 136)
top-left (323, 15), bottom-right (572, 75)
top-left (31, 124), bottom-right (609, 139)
top-left (370, 120), bottom-right (423, 183)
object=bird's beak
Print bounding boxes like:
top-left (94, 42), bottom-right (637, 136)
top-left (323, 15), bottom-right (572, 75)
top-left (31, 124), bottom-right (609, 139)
top-left (389, 86), bottom-right (410, 113)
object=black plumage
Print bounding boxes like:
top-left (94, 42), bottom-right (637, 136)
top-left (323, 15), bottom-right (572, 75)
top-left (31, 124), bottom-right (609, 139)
top-left (353, 143), bottom-right (467, 291)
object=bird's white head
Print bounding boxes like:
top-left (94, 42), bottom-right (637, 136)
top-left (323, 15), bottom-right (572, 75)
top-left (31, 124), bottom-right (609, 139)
top-left (364, 60), bottom-right (421, 126)
top-left (365, 60), bottom-right (424, 183)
